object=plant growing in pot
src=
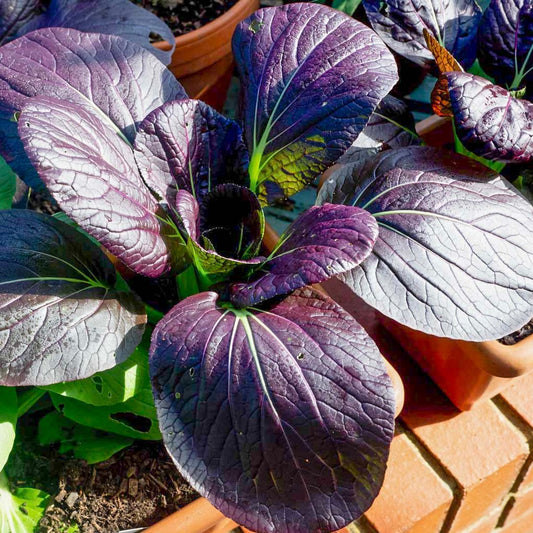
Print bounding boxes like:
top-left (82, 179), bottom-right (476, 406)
top-left (0, 4), bottom-right (402, 532)
top-left (143, 0), bottom-right (260, 110)
top-left (314, 0), bottom-right (533, 411)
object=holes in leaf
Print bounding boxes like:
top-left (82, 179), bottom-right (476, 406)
top-left (110, 412), bottom-right (152, 433)
top-left (91, 375), bottom-right (103, 393)
top-left (297, 353), bottom-right (305, 360)
top-left (189, 368), bottom-right (195, 377)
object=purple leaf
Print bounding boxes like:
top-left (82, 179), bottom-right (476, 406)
top-left (478, 0), bottom-right (533, 88)
top-left (17, 0), bottom-right (176, 65)
top-left (134, 99), bottom-right (249, 205)
top-left (233, 3), bottom-right (397, 204)
top-left (323, 146), bottom-right (533, 341)
top-left (446, 72), bottom-right (533, 162)
top-left (363, 0), bottom-right (481, 68)
top-left (0, 0), bottom-right (40, 45)
top-left (19, 96), bottom-right (171, 278)
top-left (229, 204), bottom-right (378, 307)
top-left (150, 288), bottom-right (395, 533)
top-left (0, 27), bottom-right (186, 187)
top-left (319, 95), bottom-right (421, 204)
top-left (0, 210), bottom-right (146, 386)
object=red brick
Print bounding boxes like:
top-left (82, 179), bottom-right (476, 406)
top-left (500, 372), bottom-right (533, 428)
top-left (463, 506), bottom-right (502, 533)
top-left (503, 486), bottom-right (533, 528)
top-left (364, 430), bottom-right (453, 533)
top-left (500, 508), bottom-right (533, 533)
top-left (322, 281), bottom-right (529, 532)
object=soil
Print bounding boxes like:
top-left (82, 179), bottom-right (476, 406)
top-left (8, 413), bottom-right (197, 533)
top-left (38, 442), bottom-right (198, 533)
top-left (134, 0), bottom-right (238, 36)
top-left (499, 317), bottom-right (533, 345)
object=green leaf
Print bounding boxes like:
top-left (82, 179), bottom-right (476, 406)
top-left (332, 0), bottom-right (361, 15)
top-left (0, 471), bottom-right (49, 533)
top-left (0, 388), bottom-right (17, 472)
top-left (42, 329), bottom-right (152, 407)
top-left (38, 412), bottom-right (133, 464)
top-left (0, 157), bottom-right (16, 210)
top-left (49, 387), bottom-right (161, 441)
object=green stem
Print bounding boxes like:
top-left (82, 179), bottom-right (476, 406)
top-left (17, 389), bottom-right (46, 418)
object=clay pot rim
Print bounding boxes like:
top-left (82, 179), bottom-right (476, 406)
top-left (153, 0), bottom-right (255, 51)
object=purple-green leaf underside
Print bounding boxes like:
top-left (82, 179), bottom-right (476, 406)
top-left (19, 96), bottom-right (171, 278)
top-left (0, 210), bottom-right (146, 387)
top-left (233, 3), bottom-right (398, 205)
top-left (18, 0), bottom-right (176, 65)
top-left (363, 0), bottom-right (481, 68)
top-left (445, 72), bottom-right (533, 162)
top-left (150, 288), bottom-right (395, 533)
top-left (229, 203), bottom-right (378, 307)
top-left (320, 146), bottom-right (533, 340)
top-left (0, 27), bottom-right (186, 187)
top-left (477, 0), bottom-right (533, 88)
top-left (134, 99), bottom-right (249, 204)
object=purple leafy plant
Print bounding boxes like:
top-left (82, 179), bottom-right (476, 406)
top-left (1, 3), bottom-right (532, 533)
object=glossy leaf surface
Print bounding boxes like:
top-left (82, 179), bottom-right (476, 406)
top-left (230, 204), bottom-right (378, 307)
top-left (233, 3), bottom-right (397, 204)
top-left (43, 331), bottom-right (152, 406)
top-left (478, 0), bottom-right (533, 88)
top-left (446, 72), bottom-right (533, 162)
top-left (18, 0), bottom-right (175, 65)
top-left (135, 99), bottom-right (249, 204)
top-left (0, 27), bottom-right (186, 186)
top-left (150, 289), bottom-right (395, 533)
top-left (320, 146), bottom-right (533, 340)
top-left (19, 96), bottom-right (171, 277)
top-left (363, 0), bottom-right (481, 67)
top-left (0, 210), bottom-right (146, 386)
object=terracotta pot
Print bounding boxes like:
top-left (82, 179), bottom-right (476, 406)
top-left (321, 113), bottom-right (533, 411)
top-left (379, 315), bottom-right (533, 410)
top-left (153, 0), bottom-right (259, 111)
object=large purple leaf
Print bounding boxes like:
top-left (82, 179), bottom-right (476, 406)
top-left (19, 96), bottom-right (171, 278)
top-left (232, 3), bottom-right (398, 205)
top-left (363, 0), bottom-right (481, 68)
top-left (477, 0), bottom-right (533, 88)
top-left (134, 99), bottom-right (249, 205)
top-left (321, 146), bottom-right (533, 341)
top-left (0, 210), bottom-right (146, 387)
top-left (229, 204), bottom-right (378, 307)
top-left (0, 27), bottom-right (186, 188)
top-left (445, 72), bottom-right (533, 162)
top-left (17, 0), bottom-right (176, 65)
top-left (150, 288), bottom-right (395, 533)
top-left (0, 0), bottom-right (40, 45)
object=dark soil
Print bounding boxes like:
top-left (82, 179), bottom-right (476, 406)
top-left (8, 413), bottom-right (197, 533)
top-left (134, 0), bottom-right (238, 36)
top-left (499, 317), bottom-right (533, 345)
top-left (37, 442), bottom-right (198, 533)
